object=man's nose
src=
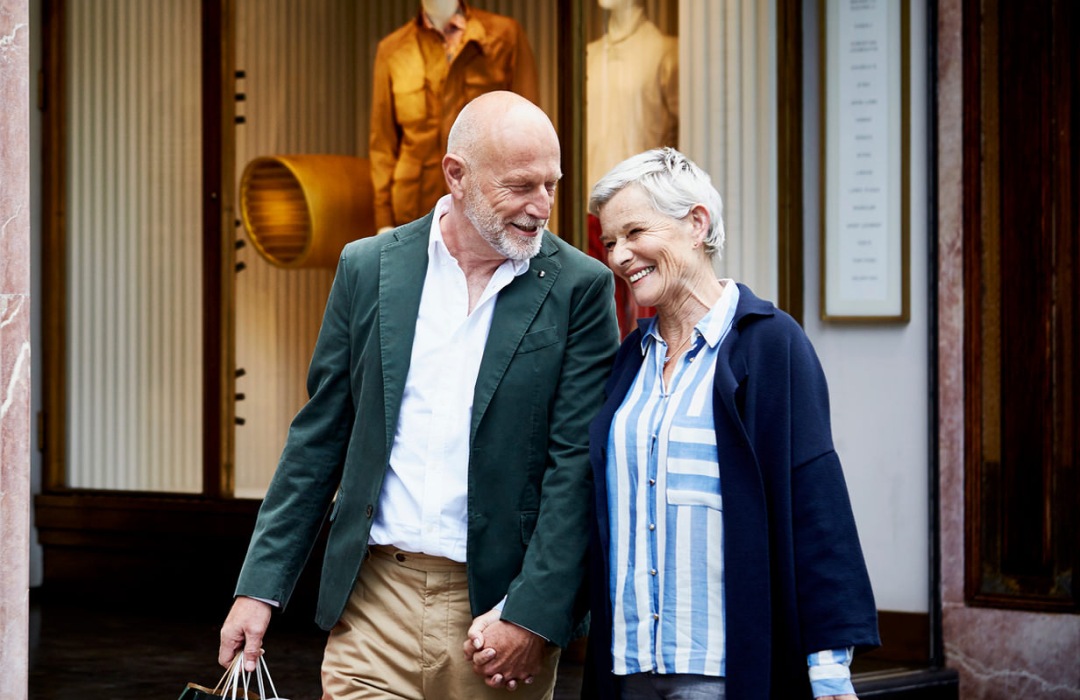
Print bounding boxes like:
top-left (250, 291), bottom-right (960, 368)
top-left (525, 187), bottom-right (552, 220)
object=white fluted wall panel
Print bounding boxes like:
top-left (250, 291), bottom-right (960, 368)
top-left (233, 0), bottom-right (359, 498)
top-left (65, 0), bottom-right (203, 492)
top-left (679, 0), bottom-right (778, 298)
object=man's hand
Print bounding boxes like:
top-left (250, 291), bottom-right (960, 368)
top-left (218, 597), bottom-right (272, 672)
top-left (820, 695), bottom-right (858, 700)
top-left (463, 608), bottom-right (545, 690)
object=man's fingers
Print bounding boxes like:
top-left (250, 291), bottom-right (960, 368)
top-left (218, 597), bottom-right (272, 670)
top-left (472, 647), bottom-right (497, 667)
top-left (506, 679), bottom-right (518, 691)
top-left (242, 645), bottom-right (262, 672)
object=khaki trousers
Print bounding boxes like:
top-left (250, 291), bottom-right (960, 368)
top-left (321, 546), bottom-right (560, 700)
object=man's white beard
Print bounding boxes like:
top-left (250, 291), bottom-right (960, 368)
top-left (463, 186), bottom-right (545, 261)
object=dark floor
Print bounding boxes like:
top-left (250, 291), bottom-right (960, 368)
top-left (27, 597), bottom-right (583, 699)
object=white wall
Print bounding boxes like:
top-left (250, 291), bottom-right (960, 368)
top-left (800, 0), bottom-right (930, 613)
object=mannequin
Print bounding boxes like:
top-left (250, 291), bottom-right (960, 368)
top-left (586, 0), bottom-right (678, 190)
top-left (422, 0), bottom-right (459, 32)
top-left (586, 0), bottom-right (678, 334)
top-left (369, 2), bottom-right (539, 231)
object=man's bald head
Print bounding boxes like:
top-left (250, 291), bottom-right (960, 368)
top-left (446, 91), bottom-right (560, 168)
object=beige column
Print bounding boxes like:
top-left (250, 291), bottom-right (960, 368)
top-left (0, 0), bottom-right (32, 698)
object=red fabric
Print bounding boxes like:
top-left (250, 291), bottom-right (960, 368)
top-left (587, 214), bottom-right (654, 338)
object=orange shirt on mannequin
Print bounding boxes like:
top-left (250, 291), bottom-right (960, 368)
top-left (370, 3), bottom-right (539, 231)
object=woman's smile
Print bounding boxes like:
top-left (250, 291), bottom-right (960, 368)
top-left (629, 266), bottom-right (655, 284)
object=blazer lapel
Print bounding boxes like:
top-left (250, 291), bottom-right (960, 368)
top-left (470, 235), bottom-right (559, 441)
top-left (378, 217), bottom-right (432, 454)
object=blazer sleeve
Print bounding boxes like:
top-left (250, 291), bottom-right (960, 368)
top-left (234, 250), bottom-right (357, 607)
top-left (500, 267), bottom-right (619, 646)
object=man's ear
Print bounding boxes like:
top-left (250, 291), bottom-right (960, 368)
top-left (443, 154), bottom-right (467, 197)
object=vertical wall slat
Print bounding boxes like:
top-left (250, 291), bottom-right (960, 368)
top-left (679, 0), bottom-right (778, 298)
top-left (65, 0), bottom-right (203, 492)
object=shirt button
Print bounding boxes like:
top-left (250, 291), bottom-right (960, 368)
top-left (649, 479), bottom-right (656, 486)
top-left (650, 569), bottom-right (657, 576)
top-left (649, 523), bottom-right (656, 531)
top-left (653, 613), bottom-right (660, 621)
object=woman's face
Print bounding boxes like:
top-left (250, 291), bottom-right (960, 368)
top-left (597, 184), bottom-right (709, 310)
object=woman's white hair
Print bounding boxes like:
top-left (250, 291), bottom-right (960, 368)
top-left (588, 147), bottom-right (725, 259)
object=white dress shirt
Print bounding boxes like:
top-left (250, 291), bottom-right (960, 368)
top-left (367, 195), bottom-right (530, 562)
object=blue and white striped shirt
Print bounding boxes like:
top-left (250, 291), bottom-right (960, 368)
top-left (607, 282), bottom-right (738, 677)
top-left (606, 281), bottom-right (854, 697)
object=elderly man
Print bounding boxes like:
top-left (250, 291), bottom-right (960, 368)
top-left (218, 91), bottom-right (619, 699)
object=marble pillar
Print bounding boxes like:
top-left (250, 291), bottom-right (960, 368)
top-left (936, 1), bottom-right (1080, 697)
top-left (0, 0), bottom-right (31, 698)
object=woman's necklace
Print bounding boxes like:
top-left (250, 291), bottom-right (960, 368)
top-left (663, 330), bottom-right (695, 364)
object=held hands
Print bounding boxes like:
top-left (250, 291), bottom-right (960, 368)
top-left (218, 596), bottom-right (272, 673)
top-left (462, 607), bottom-right (544, 691)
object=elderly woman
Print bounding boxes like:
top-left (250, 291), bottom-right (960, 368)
top-left (581, 148), bottom-right (879, 700)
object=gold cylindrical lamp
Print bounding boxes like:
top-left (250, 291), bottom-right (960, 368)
top-left (239, 155), bottom-right (376, 269)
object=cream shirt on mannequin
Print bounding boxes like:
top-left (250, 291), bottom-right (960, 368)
top-left (586, 0), bottom-right (678, 190)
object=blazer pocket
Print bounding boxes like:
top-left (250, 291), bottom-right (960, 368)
top-left (516, 326), bottom-right (559, 354)
top-left (520, 511), bottom-right (539, 545)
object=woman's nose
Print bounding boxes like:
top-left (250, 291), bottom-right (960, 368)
top-left (610, 238), bottom-right (631, 267)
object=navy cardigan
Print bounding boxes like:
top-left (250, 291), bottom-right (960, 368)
top-left (582, 284), bottom-right (880, 699)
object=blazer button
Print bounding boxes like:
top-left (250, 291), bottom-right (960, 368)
top-left (365, 504), bottom-right (373, 518)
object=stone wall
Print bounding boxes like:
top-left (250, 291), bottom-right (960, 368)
top-left (0, 1), bottom-right (31, 698)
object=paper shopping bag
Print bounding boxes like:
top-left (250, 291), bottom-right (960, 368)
top-left (177, 653), bottom-right (286, 699)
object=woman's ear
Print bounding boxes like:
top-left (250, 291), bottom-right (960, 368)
top-left (689, 204), bottom-right (710, 248)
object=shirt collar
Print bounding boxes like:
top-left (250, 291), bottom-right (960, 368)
top-left (429, 194), bottom-right (531, 277)
top-left (639, 280), bottom-right (740, 356)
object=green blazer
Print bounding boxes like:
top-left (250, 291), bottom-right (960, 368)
top-left (235, 212), bottom-right (619, 646)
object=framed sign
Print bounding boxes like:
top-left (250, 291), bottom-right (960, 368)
top-left (820, 0), bottom-right (909, 322)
